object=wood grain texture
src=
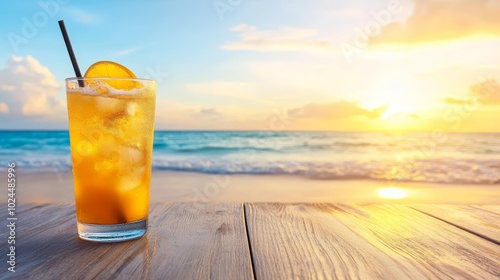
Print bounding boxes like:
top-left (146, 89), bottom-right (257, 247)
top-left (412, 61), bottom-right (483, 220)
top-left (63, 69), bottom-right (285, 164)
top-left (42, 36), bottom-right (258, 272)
top-left (2, 203), bottom-right (499, 279)
top-left (334, 204), bottom-right (500, 280)
top-left (410, 204), bottom-right (500, 245)
top-left (0, 203), bottom-right (253, 280)
top-left (245, 203), bottom-right (426, 279)
top-left (474, 205), bottom-right (500, 215)
top-left (245, 203), bottom-right (500, 280)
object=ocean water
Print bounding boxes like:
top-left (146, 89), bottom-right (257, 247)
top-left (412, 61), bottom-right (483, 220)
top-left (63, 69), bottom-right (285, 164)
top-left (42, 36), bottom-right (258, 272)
top-left (0, 131), bottom-right (499, 185)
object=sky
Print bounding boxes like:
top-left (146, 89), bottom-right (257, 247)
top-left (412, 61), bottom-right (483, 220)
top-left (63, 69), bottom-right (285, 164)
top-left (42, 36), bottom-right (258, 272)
top-left (0, 0), bottom-right (499, 132)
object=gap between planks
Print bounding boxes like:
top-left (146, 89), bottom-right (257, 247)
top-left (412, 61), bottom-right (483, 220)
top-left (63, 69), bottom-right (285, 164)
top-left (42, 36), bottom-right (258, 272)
top-left (243, 203), bottom-right (257, 280)
top-left (244, 203), bottom-right (500, 280)
top-left (407, 205), bottom-right (500, 246)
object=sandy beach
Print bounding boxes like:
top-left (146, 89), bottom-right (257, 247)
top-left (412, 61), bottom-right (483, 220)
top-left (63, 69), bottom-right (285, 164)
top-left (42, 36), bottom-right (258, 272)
top-left (2, 169), bottom-right (499, 205)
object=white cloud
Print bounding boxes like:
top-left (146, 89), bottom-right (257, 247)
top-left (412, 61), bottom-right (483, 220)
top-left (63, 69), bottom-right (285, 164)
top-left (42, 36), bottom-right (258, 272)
top-left (63, 7), bottom-right (100, 24)
top-left (445, 79), bottom-right (500, 106)
top-left (0, 55), bottom-right (64, 116)
top-left (0, 103), bottom-right (9, 114)
top-left (0, 85), bottom-right (15, 91)
top-left (289, 101), bottom-right (388, 119)
top-left (154, 99), bottom-right (261, 130)
top-left (324, 9), bottom-right (359, 17)
top-left (114, 46), bottom-right (143, 57)
top-left (222, 24), bottom-right (331, 52)
top-left (185, 82), bottom-right (269, 104)
top-left (246, 60), bottom-right (336, 99)
top-left (373, 0), bottom-right (500, 45)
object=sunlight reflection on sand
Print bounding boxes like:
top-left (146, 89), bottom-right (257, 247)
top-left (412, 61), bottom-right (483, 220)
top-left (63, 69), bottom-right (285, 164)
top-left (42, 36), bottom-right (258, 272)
top-left (378, 187), bottom-right (409, 199)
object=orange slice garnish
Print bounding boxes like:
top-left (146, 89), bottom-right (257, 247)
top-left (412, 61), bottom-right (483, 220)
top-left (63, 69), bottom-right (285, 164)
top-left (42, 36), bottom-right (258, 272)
top-left (84, 61), bottom-right (138, 90)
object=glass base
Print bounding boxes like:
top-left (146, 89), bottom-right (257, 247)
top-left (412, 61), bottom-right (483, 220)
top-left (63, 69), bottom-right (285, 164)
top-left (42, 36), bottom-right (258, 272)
top-left (77, 219), bottom-right (147, 242)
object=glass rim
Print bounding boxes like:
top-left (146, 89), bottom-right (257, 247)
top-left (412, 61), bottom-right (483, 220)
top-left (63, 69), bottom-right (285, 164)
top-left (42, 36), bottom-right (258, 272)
top-left (65, 77), bottom-right (156, 83)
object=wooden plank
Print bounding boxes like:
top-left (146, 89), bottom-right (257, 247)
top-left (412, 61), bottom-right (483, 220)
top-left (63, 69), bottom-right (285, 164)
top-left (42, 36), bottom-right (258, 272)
top-left (245, 203), bottom-right (428, 279)
top-left (245, 203), bottom-right (500, 280)
top-left (0, 203), bottom-right (253, 279)
top-left (333, 204), bottom-right (500, 279)
top-left (474, 205), bottom-right (500, 215)
top-left (410, 204), bottom-right (500, 244)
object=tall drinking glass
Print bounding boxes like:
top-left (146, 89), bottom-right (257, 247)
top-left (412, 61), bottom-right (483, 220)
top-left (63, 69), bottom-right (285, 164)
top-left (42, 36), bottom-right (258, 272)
top-left (65, 78), bottom-right (156, 242)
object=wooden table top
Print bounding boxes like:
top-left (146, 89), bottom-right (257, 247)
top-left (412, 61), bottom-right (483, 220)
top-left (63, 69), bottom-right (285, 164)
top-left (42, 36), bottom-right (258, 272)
top-left (1, 203), bottom-right (499, 279)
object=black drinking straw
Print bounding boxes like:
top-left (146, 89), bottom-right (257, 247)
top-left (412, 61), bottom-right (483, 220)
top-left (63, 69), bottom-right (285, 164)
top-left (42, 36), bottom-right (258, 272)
top-left (58, 20), bottom-right (84, 87)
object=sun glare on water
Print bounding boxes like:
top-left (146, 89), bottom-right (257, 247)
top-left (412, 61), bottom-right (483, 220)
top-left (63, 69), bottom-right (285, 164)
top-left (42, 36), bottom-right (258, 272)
top-left (378, 187), bottom-right (408, 199)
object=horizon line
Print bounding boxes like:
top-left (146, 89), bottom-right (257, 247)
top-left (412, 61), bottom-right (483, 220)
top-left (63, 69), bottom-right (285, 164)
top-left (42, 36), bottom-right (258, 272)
top-left (0, 129), bottom-right (499, 134)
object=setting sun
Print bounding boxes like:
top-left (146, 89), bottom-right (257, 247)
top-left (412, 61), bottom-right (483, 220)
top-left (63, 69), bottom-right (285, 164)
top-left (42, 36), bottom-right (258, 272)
top-left (0, 0), bottom-right (499, 278)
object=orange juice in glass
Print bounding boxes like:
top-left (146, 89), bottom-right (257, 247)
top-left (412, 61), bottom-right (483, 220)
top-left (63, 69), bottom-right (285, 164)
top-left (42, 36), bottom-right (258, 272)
top-left (66, 71), bottom-right (156, 242)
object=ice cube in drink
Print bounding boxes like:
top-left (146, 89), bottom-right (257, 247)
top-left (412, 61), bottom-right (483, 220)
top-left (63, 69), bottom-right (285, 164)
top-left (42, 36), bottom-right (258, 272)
top-left (66, 80), bottom-right (155, 226)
